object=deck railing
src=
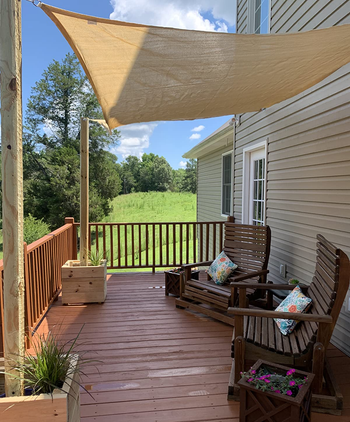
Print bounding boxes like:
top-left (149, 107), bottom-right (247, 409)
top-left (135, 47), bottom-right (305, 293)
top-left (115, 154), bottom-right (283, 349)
top-left (0, 217), bottom-right (229, 355)
top-left (79, 221), bottom-right (226, 271)
top-left (0, 219), bottom-right (76, 354)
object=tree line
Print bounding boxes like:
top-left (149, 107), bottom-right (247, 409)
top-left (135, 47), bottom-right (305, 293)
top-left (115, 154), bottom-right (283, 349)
top-left (0, 53), bottom-right (197, 234)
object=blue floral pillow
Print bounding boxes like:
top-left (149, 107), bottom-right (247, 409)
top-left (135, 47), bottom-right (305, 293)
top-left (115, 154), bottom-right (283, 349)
top-left (274, 286), bottom-right (312, 335)
top-left (207, 251), bottom-right (238, 285)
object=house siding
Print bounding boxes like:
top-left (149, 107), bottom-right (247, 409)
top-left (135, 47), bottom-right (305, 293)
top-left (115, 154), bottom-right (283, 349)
top-left (197, 142), bottom-right (233, 259)
top-left (234, 0), bottom-right (350, 355)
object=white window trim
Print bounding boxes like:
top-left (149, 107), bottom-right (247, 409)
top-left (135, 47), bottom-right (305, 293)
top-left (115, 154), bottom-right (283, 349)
top-left (247, 0), bottom-right (271, 34)
top-left (242, 140), bottom-right (267, 225)
top-left (221, 150), bottom-right (233, 218)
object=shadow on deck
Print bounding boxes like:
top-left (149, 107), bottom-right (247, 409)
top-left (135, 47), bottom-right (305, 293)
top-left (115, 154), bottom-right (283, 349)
top-left (37, 272), bottom-right (350, 422)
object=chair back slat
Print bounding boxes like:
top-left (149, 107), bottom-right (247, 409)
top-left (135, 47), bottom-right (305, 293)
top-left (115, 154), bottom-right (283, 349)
top-left (300, 235), bottom-right (350, 350)
top-left (223, 223), bottom-right (271, 273)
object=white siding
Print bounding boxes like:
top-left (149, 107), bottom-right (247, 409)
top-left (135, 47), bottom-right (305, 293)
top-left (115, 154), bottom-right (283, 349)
top-left (234, 0), bottom-right (350, 355)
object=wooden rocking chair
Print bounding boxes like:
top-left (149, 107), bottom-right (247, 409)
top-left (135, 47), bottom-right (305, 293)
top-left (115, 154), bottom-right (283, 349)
top-left (228, 234), bottom-right (350, 413)
top-left (175, 223), bottom-right (271, 325)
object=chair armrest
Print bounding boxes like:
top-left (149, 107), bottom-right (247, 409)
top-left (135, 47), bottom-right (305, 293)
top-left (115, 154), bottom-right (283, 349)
top-left (228, 307), bottom-right (332, 324)
top-left (229, 269), bottom-right (269, 284)
top-left (229, 282), bottom-right (308, 290)
top-left (182, 261), bottom-right (213, 269)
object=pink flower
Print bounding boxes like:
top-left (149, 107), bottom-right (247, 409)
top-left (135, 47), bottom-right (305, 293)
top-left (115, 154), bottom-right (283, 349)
top-left (275, 390), bottom-right (281, 394)
top-left (286, 368), bottom-right (296, 376)
top-left (289, 380), bottom-right (296, 387)
top-left (264, 379), bottom-right (270, 383)
top-left (248, 378), bottom-right (253, 382)
top-left (251, 370), bottom-right (256, 374)
top-left (298, 384), bottom-right (303, 389)
top-left (270, 387), bottom-right (274, 391)
top-left (286, 390), bottom-right (293, 396)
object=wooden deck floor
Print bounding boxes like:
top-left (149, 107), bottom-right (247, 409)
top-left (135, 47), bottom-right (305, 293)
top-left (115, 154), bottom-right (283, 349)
top-left (38, 272), bottom-right (350, 422)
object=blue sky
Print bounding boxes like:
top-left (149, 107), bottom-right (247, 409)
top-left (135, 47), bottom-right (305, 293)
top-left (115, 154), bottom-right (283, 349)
top-left (22, 0), bottom-right (236, 169)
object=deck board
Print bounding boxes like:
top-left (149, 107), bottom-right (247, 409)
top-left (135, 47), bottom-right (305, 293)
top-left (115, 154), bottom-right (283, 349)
top-left (36, 272), bottom-right (350, 421)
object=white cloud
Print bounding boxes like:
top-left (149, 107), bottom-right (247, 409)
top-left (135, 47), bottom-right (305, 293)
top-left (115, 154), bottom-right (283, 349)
top-left (109, 0), bottom-right (235, 31)
top-left (179, 160), bottom-right (187, 169)
top-left (111, 123), bottom-right (158, 158)
top-left (192, 125), bottom-right (205, 132)
top-left (190, 133), bottom-right (201, 140)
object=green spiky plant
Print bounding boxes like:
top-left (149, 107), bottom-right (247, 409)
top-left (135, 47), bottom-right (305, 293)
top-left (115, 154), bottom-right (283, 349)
top-left (88, 249), bottom-right (107, 266)
top-left (3, 326), bottom-right (93, 397)
top-left (288, 278), bottom-right (300, 285)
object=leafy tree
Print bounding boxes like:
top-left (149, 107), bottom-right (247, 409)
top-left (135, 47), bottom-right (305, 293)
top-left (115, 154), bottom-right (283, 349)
top-left (23, 53), bottom-right (122, 228)
top-left (182, 159), bottom-right (197, 194)
top-left (171, 168), bottom-right (185, 192)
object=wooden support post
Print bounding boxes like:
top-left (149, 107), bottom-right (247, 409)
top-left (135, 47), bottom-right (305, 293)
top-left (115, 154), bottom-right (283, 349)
top-left (0, 0), bottom-right (25, 396)
top-left (80, 118), bottom-right (89, 266)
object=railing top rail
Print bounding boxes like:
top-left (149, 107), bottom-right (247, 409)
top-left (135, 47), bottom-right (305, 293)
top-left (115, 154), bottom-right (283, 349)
top-left (26, 223), bottom-right (73, 252)
top-left (73, 221), bottom-right (226, 226)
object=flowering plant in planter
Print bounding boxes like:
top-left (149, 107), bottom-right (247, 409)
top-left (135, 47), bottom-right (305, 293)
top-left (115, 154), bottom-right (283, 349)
top-left (241, 366), bottom-right (307, 398)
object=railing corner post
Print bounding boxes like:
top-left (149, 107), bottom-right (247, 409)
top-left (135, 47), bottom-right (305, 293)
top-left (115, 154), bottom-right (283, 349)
top-left (227, 216), bottom-right (235, 223)
top-left (23, 242), bottom-right (32, 349)
top-left (65, 217), bottom-right (77, 260)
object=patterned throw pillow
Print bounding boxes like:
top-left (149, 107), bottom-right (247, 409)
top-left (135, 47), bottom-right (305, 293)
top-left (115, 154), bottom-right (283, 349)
top-left (274, 286), bottom-right (312, 335)
top-left (207, 251), bottom-right (238, 285)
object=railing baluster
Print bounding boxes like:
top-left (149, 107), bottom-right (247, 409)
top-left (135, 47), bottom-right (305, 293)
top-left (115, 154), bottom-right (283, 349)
top-left (212, 223), bottom-right (217, 259)
top-left (146, 224), bottom-right (149, 267)
top-left (166, 224), bottom-right (169, 267)
top-left (159, 224), bottom-right (163, 266)
top-left (139, 224), bottom-right (142, 267)
top-left (117, 224), bottom-right (121, 268)
top-left (200, 223), bottom-right (203, 262)
top-left (125, 224), bottom-right (128, 267)
top-left (220, 222), bottom-right (223, 251)
top-left (186, 223), bottom-right (189, 264)
top-left (206, 223), bottom-right (209, 261)
top-left (88, 224), bottom-right (92, 252)
top-left (95, 224), bottom-right (99, 253)
top-left (152, 224), bottom-right (156, 271)
top-left (103, 225), bottom-right (106, 259)
top-left (193, 223), bottom-right (196, 263)
top-left (132, 224), bottom-right (135, 267)
top-left (180, 223), bottom-right (183, 265)
top-left (173, 223), bottom-right (176, 266)
top-left (110, 224), bottom-right (114, 267)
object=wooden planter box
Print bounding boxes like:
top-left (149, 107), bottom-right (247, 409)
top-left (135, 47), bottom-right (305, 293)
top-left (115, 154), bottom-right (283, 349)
top-left (237, 360), bottom-right (314, 422)
top-left (165, 269), bottom-right (199, 296)
top-left (0, 355), bottom-right (80, 422)
top-left (62, 259), bottom-right (107, 304)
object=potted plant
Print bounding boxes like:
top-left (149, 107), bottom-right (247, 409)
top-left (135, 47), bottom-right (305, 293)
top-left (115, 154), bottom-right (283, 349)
top-left (238, 359), bottom-right (314, 422)
top-left (0, 328), bottom-right (88, 421)
top-left (288, 278), bottom-right (300, 285)
top-left (61, 249), bottom-right (107, 304)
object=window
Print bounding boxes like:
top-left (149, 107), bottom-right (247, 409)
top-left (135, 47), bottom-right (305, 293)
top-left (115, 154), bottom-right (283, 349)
top-left (222, 153), bottom-right (232, 216)
top-left (249, 0), bottom-right (271, 34)
top-left (242, 142), bottom-right (267, 225)
top-left (250, 150), bottom-right (266, 225)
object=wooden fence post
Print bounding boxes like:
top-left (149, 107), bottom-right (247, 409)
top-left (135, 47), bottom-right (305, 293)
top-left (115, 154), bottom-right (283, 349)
top-left (80, 118), bottom-right (89, 266)
top-left (65, 217), bottom-right (77, 260)
top-left (0, 0), bottom-right (25, 396)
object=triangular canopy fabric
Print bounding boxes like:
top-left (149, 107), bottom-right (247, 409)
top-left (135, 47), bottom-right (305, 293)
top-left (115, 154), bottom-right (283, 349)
top-left (41, 4), bottom-right (350, 130)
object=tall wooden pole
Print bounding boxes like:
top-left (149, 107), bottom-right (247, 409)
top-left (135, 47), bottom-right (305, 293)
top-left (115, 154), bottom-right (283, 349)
top-left (0, 0), bottom-right (25, 396)
top-left (80, 118), bottom-right (89, 266)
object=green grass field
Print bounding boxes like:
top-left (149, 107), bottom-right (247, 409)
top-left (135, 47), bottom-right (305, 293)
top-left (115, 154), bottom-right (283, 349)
top-left (89, 192), bottom-right (197, 271)
top-left (103, 191), bottom-right (196, 223)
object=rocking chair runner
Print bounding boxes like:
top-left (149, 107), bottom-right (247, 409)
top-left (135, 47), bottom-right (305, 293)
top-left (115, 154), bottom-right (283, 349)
top-left (175, 223), bottom-right (271, 325)
top-left (228, 234), bottom-right (350, 401)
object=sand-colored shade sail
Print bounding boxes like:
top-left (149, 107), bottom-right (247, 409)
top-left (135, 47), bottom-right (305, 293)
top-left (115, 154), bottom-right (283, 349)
top-left (40, 4), bottom-right (350, 130)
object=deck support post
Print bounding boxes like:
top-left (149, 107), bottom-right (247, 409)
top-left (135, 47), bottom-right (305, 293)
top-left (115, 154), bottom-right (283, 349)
top-left (0, 0), bottom-right (25, 396)
top-left (80, 118), bottom-right (89, 266)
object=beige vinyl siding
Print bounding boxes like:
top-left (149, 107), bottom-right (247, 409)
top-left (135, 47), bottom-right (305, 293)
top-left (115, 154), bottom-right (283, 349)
top-left (234, 0), bottom-right (350, 355)
top-left (237, 0), bottom-right (249, 33)
top-left (197, 144), bottom-right (233, 259)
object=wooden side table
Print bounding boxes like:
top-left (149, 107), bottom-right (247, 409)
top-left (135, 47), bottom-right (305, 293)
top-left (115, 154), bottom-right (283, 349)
top-left (164, 269), bottom-right (199, 296)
